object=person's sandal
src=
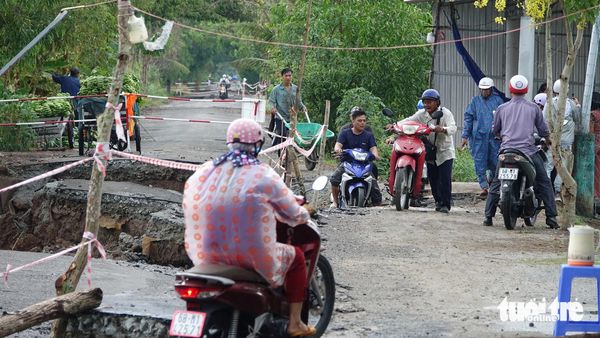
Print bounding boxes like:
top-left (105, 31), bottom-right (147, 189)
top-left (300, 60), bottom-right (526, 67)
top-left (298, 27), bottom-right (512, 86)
top-left (289, 325), bottom-right (317, 337)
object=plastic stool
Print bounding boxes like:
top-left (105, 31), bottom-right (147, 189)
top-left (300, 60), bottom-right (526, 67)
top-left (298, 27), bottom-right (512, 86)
top-left (554, 264), bottom-right (600, 336)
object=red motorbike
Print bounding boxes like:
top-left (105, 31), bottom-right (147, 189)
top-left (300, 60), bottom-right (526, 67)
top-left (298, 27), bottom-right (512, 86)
top-left (169, 177), bottom-right (335, 338)
top-left (383, 108), bottom-right (431, 211)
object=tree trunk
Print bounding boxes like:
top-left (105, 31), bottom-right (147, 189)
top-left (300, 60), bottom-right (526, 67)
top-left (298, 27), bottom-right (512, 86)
top-left (0, 288), bottom-right (102, 337)
top-left (50, 1), bottom-right (133, 336)
top-left (549, 0), bottom-right (585, 228)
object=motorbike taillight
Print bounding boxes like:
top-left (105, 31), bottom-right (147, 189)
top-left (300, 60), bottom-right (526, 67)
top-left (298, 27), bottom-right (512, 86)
top-left (175, 285), bottom-right (226, 299)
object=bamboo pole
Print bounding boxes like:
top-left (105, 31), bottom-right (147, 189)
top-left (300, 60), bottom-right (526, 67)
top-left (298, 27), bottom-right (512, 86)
top-left (312, 100), bottom-right (330, 205)
top-left (51, 1), bottom-right (133, 336)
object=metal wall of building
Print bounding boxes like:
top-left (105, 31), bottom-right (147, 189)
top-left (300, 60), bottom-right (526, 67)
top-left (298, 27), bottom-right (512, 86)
top-left (431, 1), bottom-right (600, 143)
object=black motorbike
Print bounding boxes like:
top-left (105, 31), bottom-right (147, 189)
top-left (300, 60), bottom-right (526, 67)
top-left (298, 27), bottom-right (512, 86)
top-left (497, 138), bottom-right (546, 230)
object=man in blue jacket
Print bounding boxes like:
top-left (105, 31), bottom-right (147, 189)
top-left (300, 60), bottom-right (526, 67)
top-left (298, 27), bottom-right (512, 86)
top-left (52, 67), bottom-right (80, 96)
top-left (461, 77), bottom-right (504, 199)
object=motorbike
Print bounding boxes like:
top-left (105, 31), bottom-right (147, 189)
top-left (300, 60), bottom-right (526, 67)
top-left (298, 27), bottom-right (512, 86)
top-left (169, 176), bottom-right (335, 338)
top-left (219, 82), bottom-right (229, 99)
top-left (386, 120), bottom-right (430, 211)
top-left (382, 107), bottom-right (438, 211)
top-left (497, 137), bottom-right (545, 230)
top-left (338, 148), bottom-right (375, 208)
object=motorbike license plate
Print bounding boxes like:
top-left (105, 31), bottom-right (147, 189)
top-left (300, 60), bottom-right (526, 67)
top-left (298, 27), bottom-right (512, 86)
top-left (498, 168), bottom-right (519, 180)
top-left (169, 310), bottom-right (206, 337)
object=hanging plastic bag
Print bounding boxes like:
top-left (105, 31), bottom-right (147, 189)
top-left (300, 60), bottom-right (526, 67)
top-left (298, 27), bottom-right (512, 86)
top-left (143, 21), bottom-right (174, 51)
top-left (127, 15), bottom-right (148, 44)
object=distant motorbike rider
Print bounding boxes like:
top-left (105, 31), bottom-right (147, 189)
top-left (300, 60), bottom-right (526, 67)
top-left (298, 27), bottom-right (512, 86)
top-left (219, 74), bottom-right (230, 87)
top-left (482, 75), bottom-right (559, 228)
top-left (182, 118), bottom-right (316, 336)
top-left (330, 106), bottom-right (382, 208)
top-left (461, 77), bottom-right (504, 199)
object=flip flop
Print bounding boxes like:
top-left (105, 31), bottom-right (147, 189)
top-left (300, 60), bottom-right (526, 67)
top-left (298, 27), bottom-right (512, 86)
top-left (288, 325), bottom-right (317, 337)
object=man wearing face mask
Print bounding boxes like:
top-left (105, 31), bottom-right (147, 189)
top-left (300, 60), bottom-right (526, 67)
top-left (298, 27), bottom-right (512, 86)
top-left (401, 89), bottom-right (457, 213)
top-left (461, 77), bottom-right (505, 199)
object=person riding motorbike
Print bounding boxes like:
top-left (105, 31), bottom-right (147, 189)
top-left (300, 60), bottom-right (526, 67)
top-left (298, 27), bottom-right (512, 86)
top-left (482, 75), bottom-right (559, 228)
top-left (330, 106), bottom-right (382, 208)
top-left (182, 118), bottom-right (316, 337)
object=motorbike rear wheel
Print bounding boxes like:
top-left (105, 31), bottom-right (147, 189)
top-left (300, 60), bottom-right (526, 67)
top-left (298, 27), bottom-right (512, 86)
top-left (308, 255), bottom-right (335, 337)
top-left (501, 181), bottom-right (518, 230)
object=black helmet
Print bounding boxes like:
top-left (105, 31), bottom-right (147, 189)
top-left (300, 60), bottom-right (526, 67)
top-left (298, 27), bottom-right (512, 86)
top-left (70, 67), bottom-right (80, 76)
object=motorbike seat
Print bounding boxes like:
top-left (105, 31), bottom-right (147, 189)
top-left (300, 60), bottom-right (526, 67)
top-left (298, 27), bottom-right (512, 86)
top-left (185, 264), bottom-right (269, 284)
top-left (499, 148), bottom-right (534, 165)
top-left (499, 148), bottom-right (536, 184)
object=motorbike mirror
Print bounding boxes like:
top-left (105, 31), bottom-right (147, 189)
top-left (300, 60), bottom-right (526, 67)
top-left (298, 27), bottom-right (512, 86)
top-left (430, 110), bottom-right (443, 119)
top-left (382, 107), bottom-right (395, 118)
top-left (312, 176), bottom-right (329, 191)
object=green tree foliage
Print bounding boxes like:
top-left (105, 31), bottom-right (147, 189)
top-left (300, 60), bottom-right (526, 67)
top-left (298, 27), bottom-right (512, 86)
top-left (265, 0), bottom-right (432, 126)
top-left (0, 0), bottom-right (117, 94)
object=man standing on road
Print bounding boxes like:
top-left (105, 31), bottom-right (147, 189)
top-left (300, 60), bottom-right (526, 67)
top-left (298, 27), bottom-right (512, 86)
top-left (402, 89), bottom-right (457, 213)
top-left (330, 107), bottom-right (382, 208)
top-left (461, 77), bottom-right (504, 199)
top-left (267, 68), bottom-right (307, 147)
top-left (482, 75), bottom-right (559, 228)
top-left (543, 79), bottom-right (579, 199)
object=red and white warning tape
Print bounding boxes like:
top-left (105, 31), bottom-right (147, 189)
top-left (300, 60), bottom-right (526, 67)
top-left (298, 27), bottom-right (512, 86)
top-left (3, 231), bottom-right (106, 288)
top-left (132, 116), bottom-right (232, 124)
top-left (0, 93), bottom-right (263, 104)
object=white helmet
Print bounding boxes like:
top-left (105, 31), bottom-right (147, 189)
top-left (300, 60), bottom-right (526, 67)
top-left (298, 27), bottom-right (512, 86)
top-left (478, 77), bottom-right (494, 89)
top-left (222, 74), bottom-right (227, 78)
top-left (553, 79), bottom-right (561, 94)
top-left (534, 93), bottom-right (547, 107)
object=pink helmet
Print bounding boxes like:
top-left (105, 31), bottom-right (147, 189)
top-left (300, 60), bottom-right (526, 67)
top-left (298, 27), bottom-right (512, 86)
top-left (226, 118), bottom-right (264, 144)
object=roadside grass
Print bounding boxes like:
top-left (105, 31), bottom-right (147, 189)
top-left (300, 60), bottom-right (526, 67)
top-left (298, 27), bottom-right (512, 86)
top-left (453, 147), bottom-right (477, 182)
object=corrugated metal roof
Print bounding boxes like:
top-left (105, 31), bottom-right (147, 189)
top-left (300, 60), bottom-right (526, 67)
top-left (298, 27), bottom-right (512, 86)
top-left (431, 2), bottom-right (599, 143)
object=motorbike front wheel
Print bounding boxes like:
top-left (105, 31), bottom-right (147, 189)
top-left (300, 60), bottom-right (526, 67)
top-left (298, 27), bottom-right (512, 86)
top-left (350, 187), bottom-right (366, 207)
top-left (308, 255), bottom-right (335, 338)
top-left (500, 181), bottom-right (519, 230)
top-left (394, 167), bottom-right (412, 211)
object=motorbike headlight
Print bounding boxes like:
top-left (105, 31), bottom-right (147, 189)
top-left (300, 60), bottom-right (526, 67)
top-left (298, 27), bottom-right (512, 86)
top-left (402, 125), bottom-right (418, 135)
top-left (394, 143), bottom-right (403, 152)
top-left (414, 147), bottom-right (423, 155)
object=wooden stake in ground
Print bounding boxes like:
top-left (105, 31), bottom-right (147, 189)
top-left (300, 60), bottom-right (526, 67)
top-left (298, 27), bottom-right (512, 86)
top-left (51, 1), bottom-right (133, 336)
top-left (0, 288), bottom-right (103, 337)
top-left (312, 100), bottom-right (331, 205)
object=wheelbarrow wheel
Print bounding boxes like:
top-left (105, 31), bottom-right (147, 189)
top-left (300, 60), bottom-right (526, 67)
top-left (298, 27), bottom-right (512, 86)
top-left (304, 151), bottom-right (318, 171)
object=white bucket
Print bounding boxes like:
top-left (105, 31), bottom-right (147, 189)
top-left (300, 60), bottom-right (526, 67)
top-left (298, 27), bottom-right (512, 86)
top-left (567, 225), bottom-right (600, 266)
